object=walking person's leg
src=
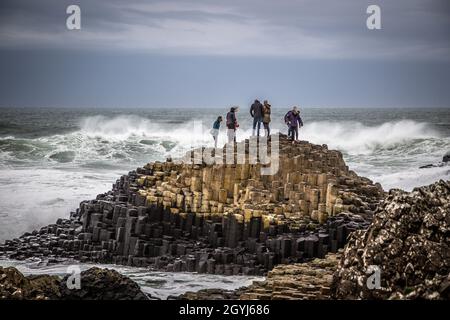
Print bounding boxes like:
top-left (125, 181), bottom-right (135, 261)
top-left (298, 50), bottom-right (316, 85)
top-left (257, 118), bottom-right (261, 136)
top-left (252, 118), bottom-right (257, 136)
top-left (294, 126), bottom-right (298, 141)
top-left (214, 134), bottom-right (218, 148)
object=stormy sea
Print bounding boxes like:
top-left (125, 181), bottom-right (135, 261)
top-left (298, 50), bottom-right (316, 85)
top-left (1, 106), bottom-right (449, 297)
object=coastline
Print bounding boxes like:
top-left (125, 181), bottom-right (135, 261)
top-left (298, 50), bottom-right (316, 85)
top-left (1, 134), bottom-right (448, 300)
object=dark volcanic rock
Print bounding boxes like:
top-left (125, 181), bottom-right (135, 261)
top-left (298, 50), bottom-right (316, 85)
top-left (332, 180), bottom-right (450, 300)
top-left (443, 152), bottom-right (450, 163)
top-left (0, 266), bottom-right (62, 300)
top-left (0, 266), bottom-right (149, 300)
top-left (60, 267), bottom-right (148, 300)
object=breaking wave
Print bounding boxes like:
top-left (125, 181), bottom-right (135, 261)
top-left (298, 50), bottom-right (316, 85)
top-left (1, 116), bottom-right (447, 168)
top-left (301, 120), bottom-right (443, 155)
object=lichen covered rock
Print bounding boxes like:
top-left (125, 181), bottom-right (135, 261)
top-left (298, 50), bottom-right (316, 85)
top-left (0, 266), bottom-right (61, 300)
top-left (332, 180), bottom-right (450, 300)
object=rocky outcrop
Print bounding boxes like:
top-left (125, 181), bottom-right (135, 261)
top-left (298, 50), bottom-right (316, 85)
top-left (176, 180), bottom-right (450, 301)
top-left (1, 134), bottom-right (383, 276)
top-left (443, 152), bottom-right (450, 163)
top-left (59, 267), bottom-right (149, 300)
top-left (0, 267), bottom-right (61, 300)
top-left (332, 180), bottom-right (450, 300)
top-left (239, 253), bottom-right (339, 300)
top-left (0, 266), bottom-right (148, 300)
top-left (419, 151), bottom-right (450, 169)
top-left (173, 253), bottom-right (340, 300)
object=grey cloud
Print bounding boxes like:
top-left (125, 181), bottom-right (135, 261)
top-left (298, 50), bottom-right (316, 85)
top-left (0, 0), bottom-right (449, 60)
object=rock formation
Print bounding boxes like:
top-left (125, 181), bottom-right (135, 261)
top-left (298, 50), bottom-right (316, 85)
top-left (332, 180), bottom-right (450, 300)
top-left (174, 288), bottom-right (245, 300)
top-left (1, 133), bottom-right (448, 300)
top-left (0, 134), bottom-right (383, 276)
top-left (239, 253), bottom-right (339, 300)
top-left (173, 253), bottom-right (340, 300)
top-left (175, 180), bottom-right (450, 301)
top-left (0, 266), bottom-right (148, 300)
top-left (443, 152), bottom-right (450, 163)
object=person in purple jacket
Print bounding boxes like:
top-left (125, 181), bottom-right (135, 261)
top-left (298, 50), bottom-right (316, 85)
top-left (284, 106), bottom-right (303, 141)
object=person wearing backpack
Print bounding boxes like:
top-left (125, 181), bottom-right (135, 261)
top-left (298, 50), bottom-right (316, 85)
top-left (226, 106), bottom-right (239, 143)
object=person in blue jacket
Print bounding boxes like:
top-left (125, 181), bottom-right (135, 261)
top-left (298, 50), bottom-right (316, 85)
top-left (210, 116), bottom-right (222, 148)
top-left (284, 106), bottom-right (303, 141)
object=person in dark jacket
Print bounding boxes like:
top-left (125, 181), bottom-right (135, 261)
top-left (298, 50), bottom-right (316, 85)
top-left (226, 107), bottom-right (239, 143)
top-left (284, 106), bottom-right (303, 141)
top-left (210, 116), bottom-right (222, 148)
top-left (250, 99), bottom-right (264, 136)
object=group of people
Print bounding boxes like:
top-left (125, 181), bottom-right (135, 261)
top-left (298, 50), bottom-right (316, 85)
top-left (210, 100), bottom-right (303, 147)
top-left (250, 99), bottom-right (272, 137)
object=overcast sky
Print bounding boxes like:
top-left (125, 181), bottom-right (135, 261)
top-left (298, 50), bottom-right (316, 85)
top-left (1, 0), bottom-right (449, 108)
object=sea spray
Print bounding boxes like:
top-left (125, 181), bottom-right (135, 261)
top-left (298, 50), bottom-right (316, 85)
top-left (301, 120), bottom-right (441, 155)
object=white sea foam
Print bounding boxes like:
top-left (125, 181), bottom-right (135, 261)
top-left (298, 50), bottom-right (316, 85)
top-left (0, 168), bottom-right (116, 241)
top-left (300, 120), bottom-right (442, 155)
top-left (373, 164), bottom-right (450, 191)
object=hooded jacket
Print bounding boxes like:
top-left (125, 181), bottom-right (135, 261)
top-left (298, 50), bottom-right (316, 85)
top-left (284, 110), bottom-right (303, 128)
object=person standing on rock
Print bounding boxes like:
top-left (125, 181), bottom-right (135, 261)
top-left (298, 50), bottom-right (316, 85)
top-left (210, 116), bottom-right (222, 148)
top-left (226, 107), bottom-right (239, 143)
top-left (262, 100), bottom-right (271, 136)
top-left (250, 99), bottom-right (264, 136)
top-left (284, 106), bottom-right (303, 142)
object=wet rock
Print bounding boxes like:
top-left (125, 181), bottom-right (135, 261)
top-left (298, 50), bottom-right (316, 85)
top-left (0, 266), bottom-right (148, 300)
top-left (60, 267), bottom-right (149, 300)
top-left (443, 152), bottom-right (450, 163)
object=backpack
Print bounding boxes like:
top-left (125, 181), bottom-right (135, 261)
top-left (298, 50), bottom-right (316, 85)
top-left (226, 112), bottom-right (235, 127)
